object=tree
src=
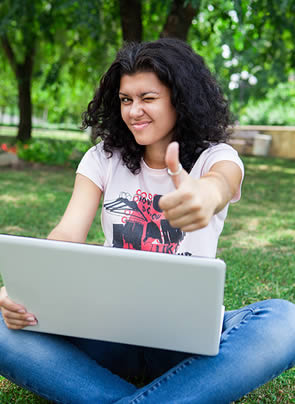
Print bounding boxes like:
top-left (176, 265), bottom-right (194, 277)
top-left (0, 0), bottom-right (123, 141)
top-left (119, 0), bottom-right (200, 42)
top-left (0, 0), bottom-right (76, 141)
top-left (119, 0), bottom-right (142, 42)
top-left (0, 48), bottom-right (18, 122)
top-left (0, 1), bottom-right (39, 142)
top-left (160, 0), bottom-right (199, 40)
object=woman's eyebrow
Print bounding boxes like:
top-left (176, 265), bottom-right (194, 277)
top-left (119, 91), bottom-right (160, 96)
top-left (140, 91), bottom-right (159, 96)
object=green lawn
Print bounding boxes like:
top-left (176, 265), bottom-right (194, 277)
top-left (0, 155), bottom-right (295, 403)
top-left (0, 124), bottom-right (88, 142)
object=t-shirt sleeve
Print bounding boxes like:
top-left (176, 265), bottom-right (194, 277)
top-left (200, 143), bottom-right (244, 203)
top-left (76, 144), bottom-right (108, 192)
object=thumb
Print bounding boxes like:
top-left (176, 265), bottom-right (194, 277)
top-left (165, 142), bottom-right (188, 188)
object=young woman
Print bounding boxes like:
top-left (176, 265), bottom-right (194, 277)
top-left (0, 38), bottom-right (294, 404)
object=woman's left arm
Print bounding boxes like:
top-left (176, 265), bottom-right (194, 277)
top-left (201, 160), bottom-right (243, 213)
top-left (159, 143), bottom-right (242, 232)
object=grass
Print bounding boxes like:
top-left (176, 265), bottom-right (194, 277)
top-left (0, 125), bottom-right (88, 142)
top-left (0, 155), bottom-right (295, 402)
top-left (0, 166), bottom-right (104, 245)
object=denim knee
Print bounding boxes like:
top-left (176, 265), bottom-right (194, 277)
top-left (223, 299), bottom-right (295, 365)
top-left (0, 312), bottom-right (53, 370)
top-left (0, 311), bottom-right (12, 348)
top-left (0, 312), bottom-right (25, 365)
top-left (260, 298), bottom-right (295, 328)
top-left (257, 299), bottom-right (295, 368)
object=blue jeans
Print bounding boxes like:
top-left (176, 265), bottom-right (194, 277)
top-left (0, 299), bottom-right (295, 403)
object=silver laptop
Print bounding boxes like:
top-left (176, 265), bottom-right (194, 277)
top-left (0, 234), bottom-right (225, 355)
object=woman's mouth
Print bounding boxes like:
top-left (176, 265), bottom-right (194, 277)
top-left (131, 121), bottom-right (151, 130)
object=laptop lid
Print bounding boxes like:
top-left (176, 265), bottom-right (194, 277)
top-left (0, 234), bottom-right (225, 355)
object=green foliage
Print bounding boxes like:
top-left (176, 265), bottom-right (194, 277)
top-left (0, 55), bottom-right (17, 111)
top-left (141, 0), bottom-right (171, 40)
top-left (17, 139), bottom-right (91, 168)
top-left (0, 0), bottom-right (122, 126)
top-left (33, 0), bottom-right (122, 123)
top-left (1, 0), bottom-right (295, 127)
top-left (239, 82), bottom-right (295, 125)
top-left (188, 0), bottom-right (295, 121)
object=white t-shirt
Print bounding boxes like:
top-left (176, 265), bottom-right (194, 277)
top-left (76, 142), bottom-right (244, 258)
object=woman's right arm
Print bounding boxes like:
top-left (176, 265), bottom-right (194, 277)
top-left (48, 173), bottom-right (102, 243)
top-left (0, 173), bottom-right (103, 329)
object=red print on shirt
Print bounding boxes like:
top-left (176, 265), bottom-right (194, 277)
top-left (104, 189), bottom-right (185, 254)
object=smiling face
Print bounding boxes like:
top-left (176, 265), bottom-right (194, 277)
top-left (119, 72), bottom-right (177, 166)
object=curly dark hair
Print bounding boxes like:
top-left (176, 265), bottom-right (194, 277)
top-left (82, 38), bottom-right (231, 174)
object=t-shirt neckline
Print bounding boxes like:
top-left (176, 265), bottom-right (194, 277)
top-left (141, 159), bottom-right (168, 176)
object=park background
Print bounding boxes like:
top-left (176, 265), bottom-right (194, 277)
top-left (1, 0), bottom-right (295, 139)
top-left (0, 0), bottom-right (295, 403)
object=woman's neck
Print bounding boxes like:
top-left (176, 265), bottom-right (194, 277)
top-left (144, 147), bottom-right (167, 169)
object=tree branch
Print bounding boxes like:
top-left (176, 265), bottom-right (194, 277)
top-left (0, 33), bottom-right (18, 75)
top-left (23, 36), bottom-right (36, 78)
top-left (160, 0), bottom-right (199, 41)
top-left (119, 0), bottom-right (142, 42)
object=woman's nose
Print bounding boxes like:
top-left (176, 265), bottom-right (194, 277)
top-left (129, 101), bottom-right (144, 118)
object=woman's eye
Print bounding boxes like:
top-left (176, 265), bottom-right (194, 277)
top-left (120, 97), bottom-right (131, 104)
top-left (143, 98), bottom-right (155, 102)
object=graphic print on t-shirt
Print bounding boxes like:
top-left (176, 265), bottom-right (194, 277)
top-left (104, 189), bottom-right (185, 254)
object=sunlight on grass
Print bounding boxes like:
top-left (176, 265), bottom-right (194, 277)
top-left (2, 225), bottom-right (26, 234)
top-left (0, 195), bottom-right (20, 203)
top-left (0, 125), bottom-right (88, 142)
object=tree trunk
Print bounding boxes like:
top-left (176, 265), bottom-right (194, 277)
top-left (1, 34), bottom-right (34, 142)
top-left (17, 71), bottom-right (33, 142)
top-left (160, 0), bottom-right (199, 41)
top-left (119, 0), bottom-right (142, 42)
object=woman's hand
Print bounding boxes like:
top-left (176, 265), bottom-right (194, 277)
top-left (160, 172), bottom-right (220, 232)
top-left (0, 286), bottom-right (37, 330)
top-left (159, 142), bottom-right (242, 232)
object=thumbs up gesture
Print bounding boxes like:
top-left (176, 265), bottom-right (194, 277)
top-left (159, 142), bottom-right (220, 232)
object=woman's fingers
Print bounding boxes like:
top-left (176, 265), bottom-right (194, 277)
top-left (160, 191), bottom-right (181, 211)
top-left (162, 198), bottom-right (209, 230)
top-left (3, 308), bottom-right (36, 321)
top-left (4, 321), bottom-right (37, 330)
top-left (160, 167), bottom-right (220, 232)
top-left (3, 316), bottom-right (37, 329)
top-left (165, 142), bottom-right (188, 189)
top-left (1, 298), bottom-right (30, 319)
top-left (2, 308), bottom-right (37, 329)
top-left (161, 185), bottom-right (213, 230)
top-left (0, 286), bottom-right (37, 329)
top-left (1, 299), bottom-right (26, 314)
top-left (163, 195), bottom-right (200, 220)
top-left (166, 210), bottom-right (209, 231)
